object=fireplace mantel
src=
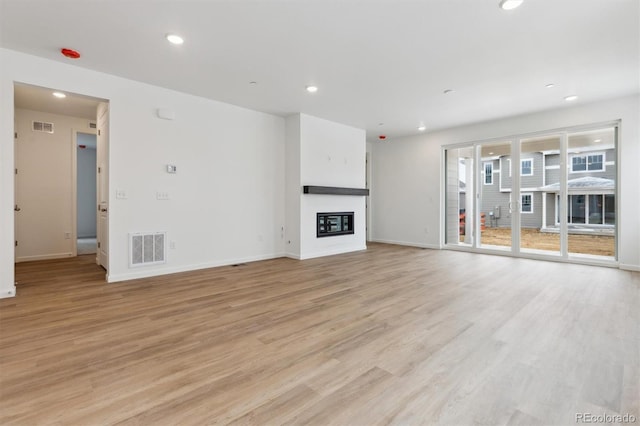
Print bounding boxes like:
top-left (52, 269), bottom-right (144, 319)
top-left (303, 186), bottom-right (369, 196)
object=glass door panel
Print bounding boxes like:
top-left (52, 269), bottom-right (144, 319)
top-left (445, 146), bottom-right (474, 246)
top-left (478, 141), bottom-right (512, 250)
top-left (567, 128), bottom-right (616, 258)
top-left (519, 135), bottom-right (561, 255)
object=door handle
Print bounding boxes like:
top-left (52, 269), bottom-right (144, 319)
top-left (100, 207), bottom-right (108, 213)
top-left (14, 205), bottom-right (21, 212)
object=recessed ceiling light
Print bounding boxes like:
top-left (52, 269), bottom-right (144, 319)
top-left (166, 34), bottom-right (184, 45)
top-left (489, 152), bottom-right (494, 155)
top-left (52, 92), bottom-right (66, 98)
top-left (306, 85), bottom-right (318, 93)
top-left (545, 83), bottom-right (555, 88)
top-left (249, 81), bottom-right (257, 85)
top-left (564, 95), bottom-right (578, 102)
top-left (443, 89), bottom-right (455, 95)
top-left (594, 139), bottom-right (602, 143)
top-left (499, 0), bottom-right (523, 10)
top-left (418, 125), bottom-right (426, 131)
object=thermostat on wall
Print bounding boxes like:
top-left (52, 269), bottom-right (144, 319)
top-left (167, 165), bottom-right (177, 174)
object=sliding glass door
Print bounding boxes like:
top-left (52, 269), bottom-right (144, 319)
top-left (519, 135), bottom-right (561, 256)
top-left (566, 127), bottom-right (616, 259)
top-left (477, 141), bottom-right (512, 251)
top-left (444, 123), bottom-right (617, 263)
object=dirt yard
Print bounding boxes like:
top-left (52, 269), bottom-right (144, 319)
top-left (462, 227), bottom-right (615, 257)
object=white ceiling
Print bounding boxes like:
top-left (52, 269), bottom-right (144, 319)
top-left (1, 0), bottom-right (638, 141)
top-left (14, 83), bottom-right (100, 120)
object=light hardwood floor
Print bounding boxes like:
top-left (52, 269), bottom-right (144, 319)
top-left (1, 244), bottom-right (638, 425)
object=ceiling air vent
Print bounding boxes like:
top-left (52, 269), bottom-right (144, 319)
top-left (32, 121), bottom-right (54, 134)
top-left (89, 122), bottom-right (97, 129)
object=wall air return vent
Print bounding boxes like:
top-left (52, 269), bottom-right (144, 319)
top-left (129, 232), bottom-right (166, 267)
top-left (32, 121), bottom-right (54, 133)
top-left (88, 122), bottom-right (97, 129)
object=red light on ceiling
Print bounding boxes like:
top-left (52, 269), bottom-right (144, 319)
top-left (379, 135), bottom-right (386, 140)
top-left (61, 48), bottom-right (81, 59)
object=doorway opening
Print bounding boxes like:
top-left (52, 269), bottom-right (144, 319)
top-left (76, 132), bottom-right (97, 255)
top-left (13, 83), bottom-right (109, 284)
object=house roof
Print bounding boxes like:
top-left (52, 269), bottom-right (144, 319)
top-left (539, 176), bottom-right (615, 192)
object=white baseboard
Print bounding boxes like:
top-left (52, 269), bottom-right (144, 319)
top-left (298, 245), bottom-right (367, 260)
top-left (107, 252), bottom-right (286, 283)
top-left (0, 285), bottom-right (16, 299)
top-left (619, 263), bottom-right (640, 272)
top-left (369, 239), bottom-right (440, 250)
top-left (16, 252), bottom-right (73, 263)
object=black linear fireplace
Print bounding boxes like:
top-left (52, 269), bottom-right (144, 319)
top-left (317, 212), bottom-right (354, 238)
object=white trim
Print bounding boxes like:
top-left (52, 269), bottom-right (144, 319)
top-left (443, 244), bottom-right (619, 269)
top-left (370, 238), bottom-right (440, 250)
top-left (498, 187), bottom-right (540, 193)
top-left (16, 252), bottom-right (74, 262)
top-left (620, 263), bottom-right (640, 272)
top-left (0, 285), bottom-right (16, 298)
top-left (545, 165), bottom-right (560, 170)
top-left (299, 245), bottom-right (367, 260)
top-left (107, 252), bottom-right (287, 283)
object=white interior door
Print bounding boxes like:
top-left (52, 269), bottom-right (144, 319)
top-left (96, 103), bottom-right (109, 270)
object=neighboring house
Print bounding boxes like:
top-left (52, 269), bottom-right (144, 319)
top-left (478, 147), bottom-right (615, 232)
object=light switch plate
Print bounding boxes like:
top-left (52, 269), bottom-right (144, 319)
top-left (156, 191), bottom-right (170, 200)
top-left (116, 189), bottom-right (127, 199)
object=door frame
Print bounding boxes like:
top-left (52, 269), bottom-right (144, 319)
top-left (72, 129), bottom-right (97, 257)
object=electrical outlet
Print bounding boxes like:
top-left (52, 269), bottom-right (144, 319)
top-left (64, 232), bottom-right (71, 239)
top-left (170, 241), bottom-right (176, 249)
top-left (116, 188), bottom-right (127, 199)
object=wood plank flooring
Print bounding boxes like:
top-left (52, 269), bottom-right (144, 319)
top-left (1, 244), bottom-right (638, 425)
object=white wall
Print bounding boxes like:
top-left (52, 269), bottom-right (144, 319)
top-left (284, 115), bottom-right (301, 257)
top-left (14, 108), bottom-right (93, 261)
top-left (370, 94), bottom-right (640, 270)
top-left (285, 113), bottom-right (367, 259)
top-left (0, 48), bottom-right (285, 294)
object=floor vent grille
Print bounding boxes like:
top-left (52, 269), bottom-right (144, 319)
top-left (129, 232), bottom-right (166, 267)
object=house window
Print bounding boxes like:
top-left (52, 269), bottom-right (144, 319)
top-left (571, 152), bottom-right (604, 172)
top-left (567, 194), bottom-right (615, 225)
top-left (604, 194), bottom-right (615, 225)
top-left (484, 162), bottom-right (493, 185)
top-left (521, 193), bottom-right (533, 213)
top-left (521, 159), bottom-right (533, 176)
